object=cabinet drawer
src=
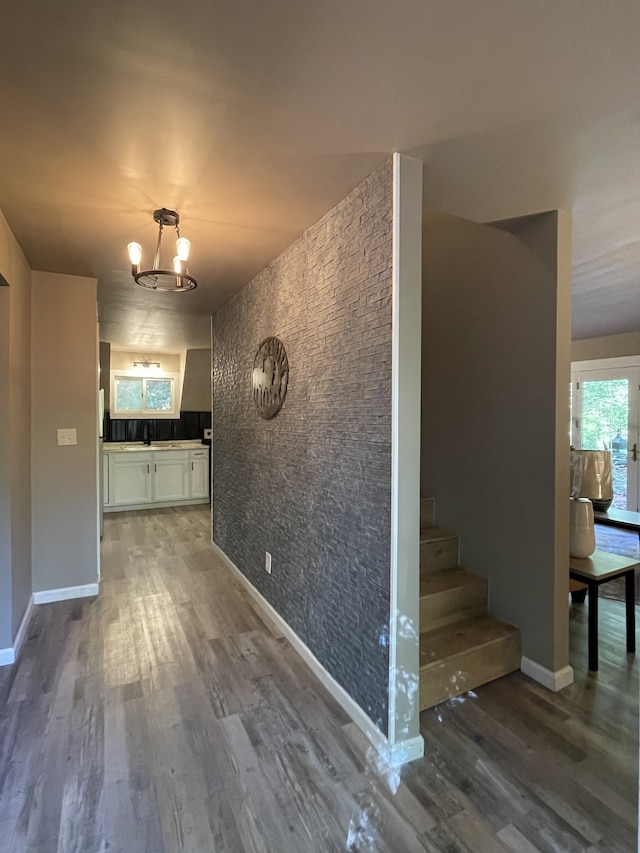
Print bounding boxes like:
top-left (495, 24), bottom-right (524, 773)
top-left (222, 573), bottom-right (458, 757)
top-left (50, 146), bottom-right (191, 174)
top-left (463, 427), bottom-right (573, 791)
top-left (111, 451), bottom-right (153, 461)
top-left (155, 450), bottom-right (189, 460)
top-left (190, 449), bottom-right (208, 458)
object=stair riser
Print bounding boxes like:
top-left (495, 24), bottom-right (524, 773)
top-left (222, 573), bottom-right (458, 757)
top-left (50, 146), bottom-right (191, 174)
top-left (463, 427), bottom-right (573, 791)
top-left (420, 497), bottom-right (435, 529)
top-left (420, 591), bottom-right (487, 633)
top-left (419, 633), bottom-right (521, 710)
top-left (420, 537), bottom-right (458, 573)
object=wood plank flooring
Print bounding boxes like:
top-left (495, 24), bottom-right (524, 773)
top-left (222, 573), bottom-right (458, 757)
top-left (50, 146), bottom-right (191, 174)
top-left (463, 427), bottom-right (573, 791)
top-left (0, 505), bottom-right (637, 852)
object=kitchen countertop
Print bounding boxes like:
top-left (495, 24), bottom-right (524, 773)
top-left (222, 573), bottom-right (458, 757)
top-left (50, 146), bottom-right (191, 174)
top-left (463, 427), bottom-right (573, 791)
top-left (103, 441), bottom-right (208, 453)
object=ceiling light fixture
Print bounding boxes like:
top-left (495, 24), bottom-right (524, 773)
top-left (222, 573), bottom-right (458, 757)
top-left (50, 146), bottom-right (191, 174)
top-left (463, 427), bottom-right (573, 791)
top-left (127, 208), bottom-right (197, 292)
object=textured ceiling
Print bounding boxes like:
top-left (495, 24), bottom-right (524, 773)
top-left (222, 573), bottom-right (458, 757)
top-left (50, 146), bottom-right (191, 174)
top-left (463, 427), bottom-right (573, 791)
top-left (0, 0), bottom-right (637, 349)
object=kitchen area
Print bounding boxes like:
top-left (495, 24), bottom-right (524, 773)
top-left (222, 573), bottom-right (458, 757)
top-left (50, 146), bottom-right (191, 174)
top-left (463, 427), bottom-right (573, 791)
top-left (103, 440), bottom-right (209, 512)
top-left (99, 343), bottom-right (212, 517)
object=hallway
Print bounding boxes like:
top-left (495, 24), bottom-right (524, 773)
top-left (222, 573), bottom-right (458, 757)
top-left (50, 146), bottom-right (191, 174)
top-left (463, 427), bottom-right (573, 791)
top-left (0, 506), bottom-right (637, 852)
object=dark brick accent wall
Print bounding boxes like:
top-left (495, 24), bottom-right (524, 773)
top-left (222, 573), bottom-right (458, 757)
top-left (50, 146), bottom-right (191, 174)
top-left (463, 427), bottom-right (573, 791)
top-left (213, 160), bottom-right (393, 733)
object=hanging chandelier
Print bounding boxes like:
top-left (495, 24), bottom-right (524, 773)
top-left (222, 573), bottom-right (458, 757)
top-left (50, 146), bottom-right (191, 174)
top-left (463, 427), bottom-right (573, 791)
top-left (127, 208), bottom-right (197, 292)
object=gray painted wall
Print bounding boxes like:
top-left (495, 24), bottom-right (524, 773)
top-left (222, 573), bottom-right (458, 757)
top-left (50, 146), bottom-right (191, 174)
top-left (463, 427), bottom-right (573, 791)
top-left (0, 286), bottom-right (11, 650)
top-left (213, 160), bottom-right (394, 732)
top-left (0, 209), bottom-right (32, 651)
top-left (10, 264), bottom-right (32, 639)
top-left (181, 348), bottom-right (211, 411)
top-left (572, 331), bottom-right (640, 362)
top-left (31, 272), bottom-right (99, 594)
top-left (421, 211), bottom-right (571, 672)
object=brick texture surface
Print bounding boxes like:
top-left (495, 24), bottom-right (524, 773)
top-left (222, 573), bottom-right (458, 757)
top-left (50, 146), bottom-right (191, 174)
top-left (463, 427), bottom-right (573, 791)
top-left (213, 159), bottom-right (393, 733)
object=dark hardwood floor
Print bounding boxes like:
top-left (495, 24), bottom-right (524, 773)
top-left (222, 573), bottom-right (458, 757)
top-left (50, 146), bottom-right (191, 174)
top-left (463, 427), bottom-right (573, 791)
top-left (0, 506), bottom-right (637, 852)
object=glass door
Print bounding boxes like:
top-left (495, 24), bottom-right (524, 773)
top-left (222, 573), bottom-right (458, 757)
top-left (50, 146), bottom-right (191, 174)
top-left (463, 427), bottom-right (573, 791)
top-left (571, 366), bottom-right (640, 511)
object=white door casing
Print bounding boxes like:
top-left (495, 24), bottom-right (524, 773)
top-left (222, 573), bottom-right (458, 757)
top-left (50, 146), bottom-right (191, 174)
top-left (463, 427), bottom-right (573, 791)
top-left (572, 357), bottom-right (640, 512)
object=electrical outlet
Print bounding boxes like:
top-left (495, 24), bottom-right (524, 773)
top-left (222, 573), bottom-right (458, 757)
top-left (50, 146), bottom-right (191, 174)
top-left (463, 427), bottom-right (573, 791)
top-left (265, 552), bottom-right (272, 574)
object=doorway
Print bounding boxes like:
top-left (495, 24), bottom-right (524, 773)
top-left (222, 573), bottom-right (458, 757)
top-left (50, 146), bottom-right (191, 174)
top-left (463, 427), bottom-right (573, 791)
top-left (571, 358), bottom-right (640, 512)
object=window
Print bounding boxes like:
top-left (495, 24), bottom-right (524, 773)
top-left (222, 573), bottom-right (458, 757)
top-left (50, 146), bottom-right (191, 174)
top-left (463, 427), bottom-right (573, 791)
top-left (112, 372), bottom-right (179, 418)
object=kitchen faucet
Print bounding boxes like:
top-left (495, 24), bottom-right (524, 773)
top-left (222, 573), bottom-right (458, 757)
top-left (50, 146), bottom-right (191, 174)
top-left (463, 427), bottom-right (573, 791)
top-left (143, 420), bottom-right (154, 446)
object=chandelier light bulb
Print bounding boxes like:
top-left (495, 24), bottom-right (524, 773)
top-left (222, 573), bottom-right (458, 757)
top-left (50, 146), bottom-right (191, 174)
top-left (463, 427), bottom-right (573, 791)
top-left (127, 208), bottom-right (197, 292)
top-left (176, 237), bottom-right (190, 262)
top-left (127, 242), bottom-right (142, 266)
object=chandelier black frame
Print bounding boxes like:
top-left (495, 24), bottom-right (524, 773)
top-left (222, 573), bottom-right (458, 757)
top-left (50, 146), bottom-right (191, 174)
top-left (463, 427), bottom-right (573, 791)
top-left (127, 208), bottom-right (197, 292)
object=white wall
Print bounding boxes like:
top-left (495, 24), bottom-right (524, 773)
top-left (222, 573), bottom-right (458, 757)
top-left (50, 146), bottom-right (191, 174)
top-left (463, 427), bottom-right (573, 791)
top-left (31, 271), bottom-right (99, 595)
top-left (110, 350), bottom-right (181, 373)
top-left (109, 349), bottom-right (185, 416)
top-left (421, 210), bottom-right (571, 675)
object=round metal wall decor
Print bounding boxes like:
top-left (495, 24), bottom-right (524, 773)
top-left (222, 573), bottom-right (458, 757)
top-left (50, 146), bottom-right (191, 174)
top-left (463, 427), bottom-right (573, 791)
top-left (252, 336), bottom-right (289, 419)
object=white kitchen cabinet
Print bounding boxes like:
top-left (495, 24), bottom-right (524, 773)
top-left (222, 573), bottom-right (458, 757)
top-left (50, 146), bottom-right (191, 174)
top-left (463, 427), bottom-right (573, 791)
top-left (189, 448), bottom-right (209, 499)
top-left (103, 453), bottom-right (110, 506)
top-left (154, 452), bottom-right (190, 501)
top-left (104, 443), bottom-right (209, 511)
top-left (110, 452), bottom-right (153, 506)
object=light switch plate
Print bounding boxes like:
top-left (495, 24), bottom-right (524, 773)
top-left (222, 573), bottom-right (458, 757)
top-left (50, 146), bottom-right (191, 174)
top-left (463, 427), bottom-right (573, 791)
top-left (57, 428), bottom-right (77, 446)
top-left (203, 428), bottom-right (212, 440)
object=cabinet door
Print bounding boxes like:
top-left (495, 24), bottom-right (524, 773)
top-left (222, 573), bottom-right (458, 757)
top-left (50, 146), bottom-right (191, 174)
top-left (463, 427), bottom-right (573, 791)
top-left (154, 455), bottom-right (190, 501)
top-left (111, 455), bottom-right (153, 505)
top-left (190, 449), bottom-right (210, 498)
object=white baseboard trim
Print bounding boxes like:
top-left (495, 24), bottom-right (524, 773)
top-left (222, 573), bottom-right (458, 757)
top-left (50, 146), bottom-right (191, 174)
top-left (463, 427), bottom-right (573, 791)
top-left (104, 498), bottom-right (209, 513)
top-left (521, 657), bottom-right (574, 691)
top-left (33, 583), bottom-right (99, 605)
top-left (0, 595), bottom-right (35, 666)
top-left (211, 541), bottom-right (424, 768)
top-left (13, 595), bottom-right (34, 661)
top-left (388, 735), bottom-right (425, 766)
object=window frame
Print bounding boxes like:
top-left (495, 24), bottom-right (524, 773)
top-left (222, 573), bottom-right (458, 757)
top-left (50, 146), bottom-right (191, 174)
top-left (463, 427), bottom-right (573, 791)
top-left (111, 370), bottom-right (180, 419)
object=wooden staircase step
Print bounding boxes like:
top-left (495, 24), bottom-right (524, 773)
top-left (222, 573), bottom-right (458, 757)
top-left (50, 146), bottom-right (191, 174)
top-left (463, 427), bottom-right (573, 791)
top-left (420, 497), bottom-right (435, 529)
top-left (420, 528), bottom-right (459, 573)
top-left (419, 615), bottom-right (521, 710)
top-left (420, 568), bottom-right (487, 631)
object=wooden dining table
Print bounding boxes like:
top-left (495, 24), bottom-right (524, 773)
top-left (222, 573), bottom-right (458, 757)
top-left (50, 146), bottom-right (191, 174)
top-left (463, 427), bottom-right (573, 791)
top-left (569, 549), bottom-right (638, 672)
